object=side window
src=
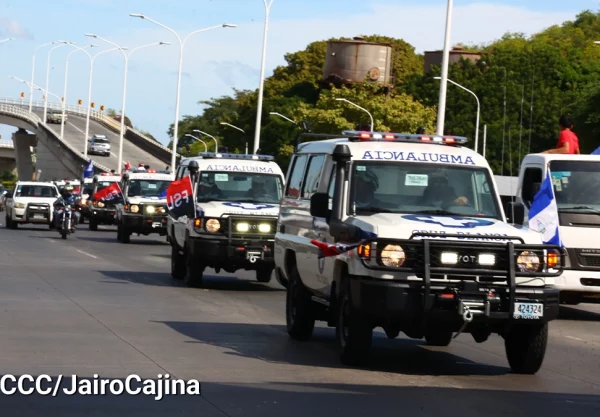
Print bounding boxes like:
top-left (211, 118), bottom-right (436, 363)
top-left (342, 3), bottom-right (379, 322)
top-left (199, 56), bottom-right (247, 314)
top-left (285, 154), bottom-right (308, 198)
top-left (522, 168), bottom-right (543, 204)
top-left (328, 166), bottom-right (336, 199)
top-left (301, 154), bottom-right (325, 199)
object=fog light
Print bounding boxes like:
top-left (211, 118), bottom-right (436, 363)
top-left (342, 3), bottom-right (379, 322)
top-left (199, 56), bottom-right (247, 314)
top-left (478, 253), bottom-right (496, 266)
top-left (440, 252), bottom-right (458, 264)
top-left (236, 222), bottom-right (249, 232)
top-left (258, 223), bottom-right (271, 233)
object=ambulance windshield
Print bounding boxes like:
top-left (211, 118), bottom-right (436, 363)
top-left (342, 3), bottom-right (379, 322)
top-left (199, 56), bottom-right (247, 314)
top-left (196, 172), bottom-right (283, 205)
top-left (549, 160), bottom-right (600, 213)
top-left (348, 162), bottom-right (501, 219)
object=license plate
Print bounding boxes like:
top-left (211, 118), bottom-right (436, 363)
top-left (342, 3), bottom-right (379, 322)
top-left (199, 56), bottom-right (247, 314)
top-left (152, 222), bottom-right (161, 228)
top-left (33, 214), bottom-right (44, 219)
top-left (247, 251), bottom-right (262, 263)
top-left (513, 302), bottom-right (543, 320)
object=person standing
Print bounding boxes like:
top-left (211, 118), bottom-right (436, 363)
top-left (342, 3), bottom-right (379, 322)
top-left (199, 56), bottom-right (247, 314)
top-left (541, 115), bottom-right (580, 154)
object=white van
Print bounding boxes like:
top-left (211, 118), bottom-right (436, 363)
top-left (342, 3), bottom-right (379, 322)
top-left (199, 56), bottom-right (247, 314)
top-left (275, 130), bottom-right (564, 374)
top-left (512, 153), bottom-right (600, 305)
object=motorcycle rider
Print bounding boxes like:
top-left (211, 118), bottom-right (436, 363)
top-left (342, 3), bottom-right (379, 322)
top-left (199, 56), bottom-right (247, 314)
top-left (53, 183), bottom-right (80, 231)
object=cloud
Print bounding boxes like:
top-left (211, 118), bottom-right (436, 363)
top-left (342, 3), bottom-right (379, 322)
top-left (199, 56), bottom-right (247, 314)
top-left (0, 19), bottom-right (33, 40)
top-left (204, 60), bottom-right (260, 87)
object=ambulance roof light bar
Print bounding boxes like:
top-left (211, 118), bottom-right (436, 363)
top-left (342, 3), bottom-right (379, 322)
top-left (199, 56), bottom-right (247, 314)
top-left (197, 152), bottom-right (274, 161)
top-left (342, 130), bottom-right (467, 145)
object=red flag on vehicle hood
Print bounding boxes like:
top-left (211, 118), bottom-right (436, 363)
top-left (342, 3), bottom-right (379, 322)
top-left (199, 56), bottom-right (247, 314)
top-left (166, 175), bottom-right (194, 219)
top-left (93, 182), bottom-right (123, 204)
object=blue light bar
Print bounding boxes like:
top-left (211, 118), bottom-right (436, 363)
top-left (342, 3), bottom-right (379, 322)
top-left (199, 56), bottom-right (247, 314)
top-left (197, 152), bottom-right (274, 161)
top-left (342, 130), bottom-right (468, 145)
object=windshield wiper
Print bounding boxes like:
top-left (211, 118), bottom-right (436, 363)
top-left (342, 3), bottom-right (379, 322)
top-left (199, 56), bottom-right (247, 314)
top-left (560, 206), bottom-right (600, 214)
top-left (355, 206), bottom-right (395, 213)
top-left (415, 209), bottom-right (462, 216)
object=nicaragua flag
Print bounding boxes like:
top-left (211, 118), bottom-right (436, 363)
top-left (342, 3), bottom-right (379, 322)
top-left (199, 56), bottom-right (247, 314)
top-left (83, 160), bottom-right (94, 178)
top-left (591, 146), bottom-right (600, 155)
top-left (528, 170), bottom-right (561, 246)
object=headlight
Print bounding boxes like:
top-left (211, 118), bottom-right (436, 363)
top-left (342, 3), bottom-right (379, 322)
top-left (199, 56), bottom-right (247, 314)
top-left (380, 244), bottom-right (406, 268)
top-left (81, 198), bottom-right (87, 205)
top-left (236, 222), bottom-right (249, 232)
top-left (205, 219), bottom-right (220, 233)
top-left (15, 202), bottom-right (25, 208)
top-left (97, 202), bottom-right (105, 208)
top-left (146, 206), bottom-right (155, 214)
top-left (258, 223), bottom-right (271, 233)
top-left (130, 204), bottom-right (139, 213)
top-left (516, 251), bottom-right (540, 272)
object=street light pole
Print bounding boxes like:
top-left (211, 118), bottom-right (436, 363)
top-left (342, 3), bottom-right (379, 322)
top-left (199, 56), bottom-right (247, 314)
top-left (61, 45), bottom-right (97, 141)
top-left (220, 122), bottom-right (246, 153)
top-left (185, 134), bottom-right (207, 152)
top-left (253, 0), bottom-right (275, 154)
top-left (43, 41), bottom-right (72, 123)
top-left (269, 111), bottom-right (297, 125)
top-left (87, 34), bottom-right (169, 173)
top-left (434, 76), bottom-right (480, 152)
top-left (130, 13), bottom-right (236, 171)
top-left (193, 129), bottom-right (218, 151)
top-left (335, 98), bottom-right (374, 132)
top-left (29, 41), bottom-right (55, 112)
top-left (0, 38), bottom-right (15, 44)
top-left (436, 0), bottom-right (454, 136)
top-left (84, 47), bottom-right (122, 158)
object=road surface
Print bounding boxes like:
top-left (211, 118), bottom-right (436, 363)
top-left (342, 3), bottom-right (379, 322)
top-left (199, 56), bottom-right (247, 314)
top-left (0, 221), bottom-right (598, 416)
top-left (34, 111), bottom-right (168, 173)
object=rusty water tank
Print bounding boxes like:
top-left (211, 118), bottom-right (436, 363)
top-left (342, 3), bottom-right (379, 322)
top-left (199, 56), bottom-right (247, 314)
top-left (322, 38), bottom-right (392, 85)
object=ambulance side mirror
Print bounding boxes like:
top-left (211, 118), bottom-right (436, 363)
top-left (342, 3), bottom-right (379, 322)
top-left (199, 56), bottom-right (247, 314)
top-left (506, 202), bottom-right (525, 225)
top-left (310, 192), bottom-right (330, 221)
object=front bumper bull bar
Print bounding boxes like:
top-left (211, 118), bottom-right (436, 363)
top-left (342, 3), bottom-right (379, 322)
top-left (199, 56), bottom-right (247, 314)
top-left (357, 232), bottom-right (566, 317)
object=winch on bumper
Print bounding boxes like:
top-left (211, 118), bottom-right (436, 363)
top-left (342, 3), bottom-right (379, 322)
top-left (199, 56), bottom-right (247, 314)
top-left (350, 233), bottom-right (564, 332)
top-left (189, 215), bottom-right (277, 271)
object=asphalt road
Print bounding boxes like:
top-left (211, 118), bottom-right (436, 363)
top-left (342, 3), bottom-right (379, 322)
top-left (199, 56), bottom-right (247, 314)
top-left (0, 220), bottom-right (599, 416)
top-left (34, 111), bottom-right (168, 173)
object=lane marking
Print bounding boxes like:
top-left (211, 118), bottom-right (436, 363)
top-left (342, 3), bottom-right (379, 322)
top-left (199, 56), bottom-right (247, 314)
top-left (75, 249), bottom-right (97, 259)
top-left (566, 335), bottom-right (583, 341)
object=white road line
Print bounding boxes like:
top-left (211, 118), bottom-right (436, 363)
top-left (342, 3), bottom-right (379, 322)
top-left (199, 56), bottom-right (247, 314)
top-left (67, 121), bottom-right (86, 136)
top-left (566, 335), bottom-right (583, 341)
top-left (75, 249), bottom-right (97, 259)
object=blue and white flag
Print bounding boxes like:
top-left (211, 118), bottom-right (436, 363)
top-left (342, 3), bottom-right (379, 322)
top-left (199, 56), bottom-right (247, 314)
top-left (83, 160), bottom-right (94, 178)
top-left (528, 170), bottom-right (561, 246)
top-left (591, 146), bottom-right (600, 155)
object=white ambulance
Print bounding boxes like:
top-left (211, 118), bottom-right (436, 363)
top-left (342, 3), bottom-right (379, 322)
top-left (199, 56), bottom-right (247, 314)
top-left (511, 153), bottom-right (600, 305)
top-left (275, 130), bottom-right (565, 374)
top-left (168, 152), bottom-right (285, 287)
top-left (114, 168), bottom-right (174, 243)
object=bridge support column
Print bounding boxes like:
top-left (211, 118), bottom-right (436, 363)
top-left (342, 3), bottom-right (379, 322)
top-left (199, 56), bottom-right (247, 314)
top-left (12, 128), bottom-right (36, 181)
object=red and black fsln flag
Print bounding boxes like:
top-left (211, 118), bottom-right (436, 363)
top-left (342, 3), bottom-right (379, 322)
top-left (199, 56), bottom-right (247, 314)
top-left (166, 176), bottom-right (194, 220)
top-left (93, 182), bottom-right (123, 204)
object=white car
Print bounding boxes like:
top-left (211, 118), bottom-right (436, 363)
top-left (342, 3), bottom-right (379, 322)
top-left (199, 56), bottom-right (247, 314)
top-left (5, 181), bottom-right (60, 229)
top-left (168, 153), bottom-right (285, 287)
top-left (275, 130), bottom-right (565, 374)
top-left (87, 135), bottom-right (111, 156)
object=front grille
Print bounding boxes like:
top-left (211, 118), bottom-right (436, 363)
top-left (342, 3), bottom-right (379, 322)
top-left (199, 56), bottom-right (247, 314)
top-left (222, 216), bottom-right (277, 239)
top-left (578, 255), bottom-right (600, 267)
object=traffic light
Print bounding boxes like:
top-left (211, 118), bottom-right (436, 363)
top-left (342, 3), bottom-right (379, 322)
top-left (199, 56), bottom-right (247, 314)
top-left (100, 105), bottom-right (105, 111)
top-left (20, 92), bottom-right (24, 98)
top-left (78, 99), bottom-right (82, 105)
top-left (91, 102), bottom-right (95, 108)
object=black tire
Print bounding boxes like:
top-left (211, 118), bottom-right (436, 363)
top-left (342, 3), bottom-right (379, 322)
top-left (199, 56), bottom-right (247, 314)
top-left (384, 328), bottom-right (400, 339)
top-left (256, 266), bottom-right (273, 283)
top-left (5, 214), bottom-right (10, 228)
top-left (424, 329), bottom-right (453, 347)
top-left (116, 223), bottom-right (122, 241)
top-left (184, 246), bottom-right (204, 287)
top-left (8, 215), bottom-right (17, 229)
top-left (119, 224), bottom-right (130, 243)
top-left (505, 323), bottom-right (548, 374)
top-left (89, 220), bottom-right (98, 231)
top-left (171, 243), bottom-right (185, 280)
top-left (336, 279), bottom-right (372, 366)
top-left (285, 264), bottom-right (315, 341)
top-left (61, 231), bottom-right (67, 240)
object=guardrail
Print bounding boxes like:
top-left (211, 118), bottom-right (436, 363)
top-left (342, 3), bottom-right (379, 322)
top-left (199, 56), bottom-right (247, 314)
top-left (1, 97), bottom-right (180, 165)
top-left (0, 102), bottom-right (111, 174)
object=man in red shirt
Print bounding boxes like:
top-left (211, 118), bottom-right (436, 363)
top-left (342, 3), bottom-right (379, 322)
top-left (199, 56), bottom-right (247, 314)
top-left (542, 115), bottom-right (580, 154)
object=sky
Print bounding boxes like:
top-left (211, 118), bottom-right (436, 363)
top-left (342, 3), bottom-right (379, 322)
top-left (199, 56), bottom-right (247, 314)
top-left (0, 0), bottom-right (596, 145)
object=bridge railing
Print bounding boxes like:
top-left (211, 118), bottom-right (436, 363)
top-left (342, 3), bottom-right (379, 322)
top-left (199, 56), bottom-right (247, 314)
top-left (0, 102), bottom-right (111, 173)
top-left (1, 98), bottom-right (180, 165)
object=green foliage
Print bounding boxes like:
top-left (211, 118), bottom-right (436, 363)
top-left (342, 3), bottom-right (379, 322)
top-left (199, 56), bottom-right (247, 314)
top-left (167, 11), bottom-right (600, 172)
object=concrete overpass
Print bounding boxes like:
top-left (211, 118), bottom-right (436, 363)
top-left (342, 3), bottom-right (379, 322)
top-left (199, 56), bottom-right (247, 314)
top-left (0, 140), bottom-right (16, 174)
top-left (0, 98), bottom-right (181, 180)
